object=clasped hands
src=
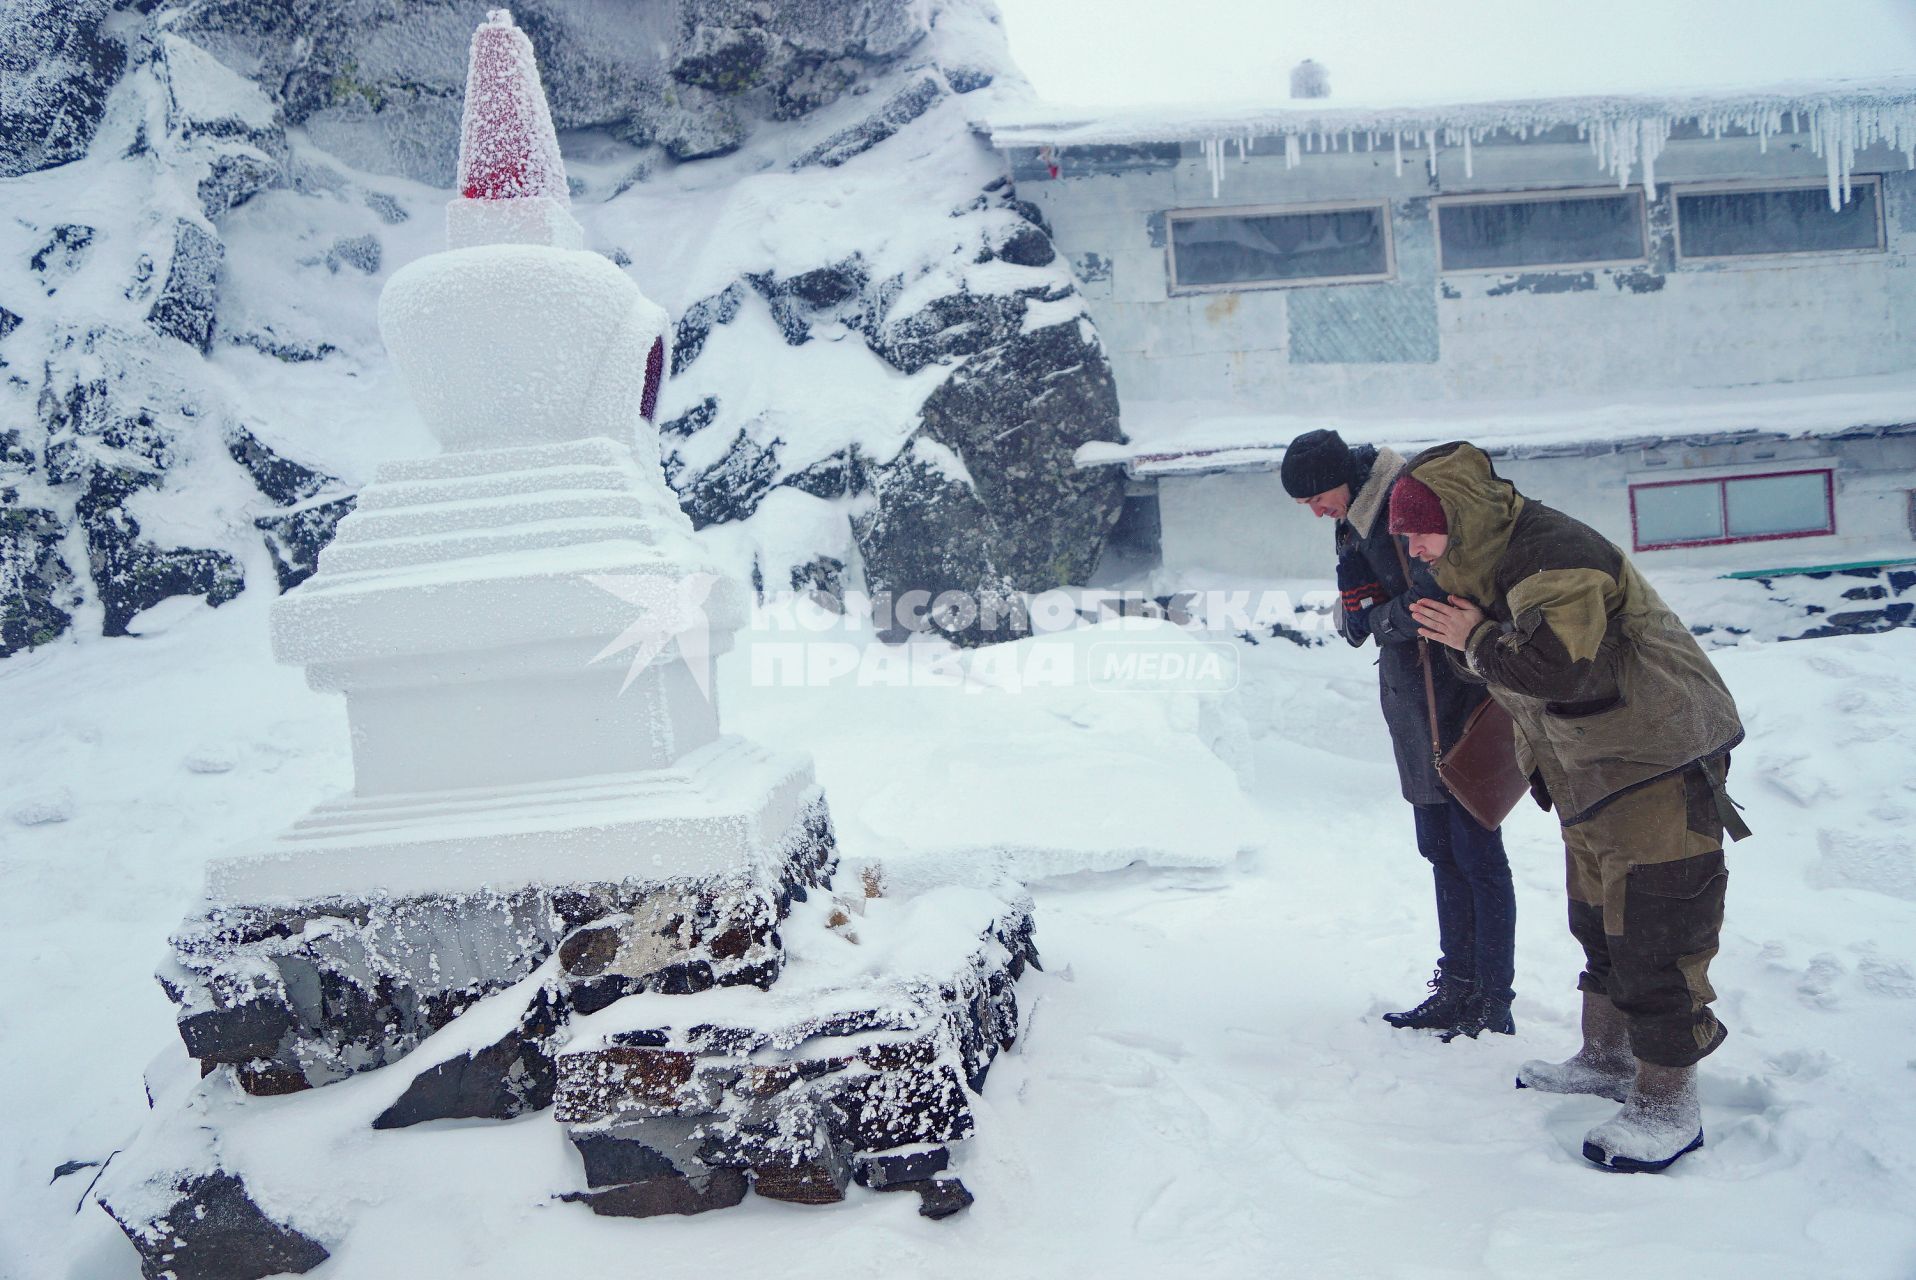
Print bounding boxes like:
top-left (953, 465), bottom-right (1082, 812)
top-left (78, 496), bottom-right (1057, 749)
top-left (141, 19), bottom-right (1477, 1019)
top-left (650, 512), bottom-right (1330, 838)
top-left (1409, 595), bottom-right (1486, 651)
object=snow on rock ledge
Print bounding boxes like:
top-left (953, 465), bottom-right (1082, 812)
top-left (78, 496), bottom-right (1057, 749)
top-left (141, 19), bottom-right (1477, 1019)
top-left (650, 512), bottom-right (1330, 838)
top-left (554, 884), bottom-right (1036, 1218)
top-left (162, 788), bottom-right (837, 1094)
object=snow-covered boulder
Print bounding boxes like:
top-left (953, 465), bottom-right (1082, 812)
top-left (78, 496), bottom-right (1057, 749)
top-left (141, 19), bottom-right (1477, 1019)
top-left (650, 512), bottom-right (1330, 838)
top-left (554, 885), bottom-right (1035, 1219)
top-left (0, 0), bottom-right (127, 179)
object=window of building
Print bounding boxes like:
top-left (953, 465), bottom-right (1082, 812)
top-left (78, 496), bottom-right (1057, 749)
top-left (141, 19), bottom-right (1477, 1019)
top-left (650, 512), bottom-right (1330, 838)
top-left (1166, 202), bottom-right (1392, 292)
top-left (1675, 178), bottom-right (1883, 259)
top-left (1434, 188), bottom-right (1646, 272)
top-left (1630, 469), bottom-right (1835, 551)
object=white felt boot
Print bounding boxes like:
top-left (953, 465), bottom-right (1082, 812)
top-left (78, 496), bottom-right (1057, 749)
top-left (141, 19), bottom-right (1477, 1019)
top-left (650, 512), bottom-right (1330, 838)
top-left (1582, 1060), bottom-right (1704, 1173)
top-left (1515, 990), bottom-right (1633, 1102)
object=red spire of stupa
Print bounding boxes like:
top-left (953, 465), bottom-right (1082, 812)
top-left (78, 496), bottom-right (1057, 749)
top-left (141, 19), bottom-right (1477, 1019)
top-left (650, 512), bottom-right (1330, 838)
top-left (456, 9), bottom-right (568, 202)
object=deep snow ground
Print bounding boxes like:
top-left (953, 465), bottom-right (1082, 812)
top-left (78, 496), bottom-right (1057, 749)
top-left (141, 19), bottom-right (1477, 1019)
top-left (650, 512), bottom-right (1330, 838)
top-left (3, 589), bottom-right (1915, 1279)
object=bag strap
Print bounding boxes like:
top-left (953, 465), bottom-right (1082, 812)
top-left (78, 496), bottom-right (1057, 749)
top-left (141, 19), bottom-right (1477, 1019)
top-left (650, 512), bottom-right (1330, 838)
top-left (1697, 754), bottom-right (1753, 842)
top-left (1390, 536), bottom-right (1444, 767)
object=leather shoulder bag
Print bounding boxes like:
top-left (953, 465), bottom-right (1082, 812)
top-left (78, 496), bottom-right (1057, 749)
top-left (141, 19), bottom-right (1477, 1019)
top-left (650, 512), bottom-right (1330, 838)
top-left (1391, 539), bottom-right (1529, 830)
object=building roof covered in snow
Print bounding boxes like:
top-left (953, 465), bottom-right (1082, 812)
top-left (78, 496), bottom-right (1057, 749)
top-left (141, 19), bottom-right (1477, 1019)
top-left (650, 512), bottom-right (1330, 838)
top-left (1078, 373), bottom-right (1916, 479)
top-left (983, 78), bottom-right (1916, 150)
top-left (980, 77), bottom-right (1916, 204)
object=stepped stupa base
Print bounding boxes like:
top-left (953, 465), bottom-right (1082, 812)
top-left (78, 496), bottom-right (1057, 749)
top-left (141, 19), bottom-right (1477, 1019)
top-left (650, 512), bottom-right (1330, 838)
top-left (164, 754), bottom-right (833, 1094)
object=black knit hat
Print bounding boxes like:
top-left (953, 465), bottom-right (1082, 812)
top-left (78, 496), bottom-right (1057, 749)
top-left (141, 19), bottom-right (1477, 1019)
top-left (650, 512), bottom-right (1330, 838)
top-left (1280, 429), bottom-right (1355, 499)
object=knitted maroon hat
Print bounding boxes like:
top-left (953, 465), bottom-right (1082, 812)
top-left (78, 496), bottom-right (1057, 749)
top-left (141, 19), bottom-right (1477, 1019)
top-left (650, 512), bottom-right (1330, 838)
top-left (1388, 474), bottom-right (1448, 535)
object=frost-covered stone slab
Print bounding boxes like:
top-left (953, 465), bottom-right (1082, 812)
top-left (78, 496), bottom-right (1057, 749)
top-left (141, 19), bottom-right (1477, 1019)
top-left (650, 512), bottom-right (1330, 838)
top-left (553, 885), bottom-right (1037, 1218)
top-left (165, 788), bottom-right (835, 1093)
top-left (95, 1109), bottom-right (331, 1280)
top-left (204, 737), bottom-right (816, 903)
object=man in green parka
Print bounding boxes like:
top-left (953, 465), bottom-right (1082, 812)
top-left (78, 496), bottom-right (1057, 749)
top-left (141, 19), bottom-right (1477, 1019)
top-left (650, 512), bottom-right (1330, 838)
top-left (1388, 441), bottom-right (1749, 1174)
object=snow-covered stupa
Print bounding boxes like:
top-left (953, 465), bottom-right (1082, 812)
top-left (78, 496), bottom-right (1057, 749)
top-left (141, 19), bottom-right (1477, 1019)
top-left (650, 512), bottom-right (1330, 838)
top-left (162, 7), bottom-right (832, 1097)
top-left (98, 16), bottom-right (1034, 1270)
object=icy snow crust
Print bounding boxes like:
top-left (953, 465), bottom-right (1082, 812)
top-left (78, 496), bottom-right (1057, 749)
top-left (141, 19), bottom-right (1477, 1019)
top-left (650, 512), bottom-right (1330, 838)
top-left (9, 594), bottom-right (1916, 1275)
top-left (984, 77), bottom-right (1916, 206)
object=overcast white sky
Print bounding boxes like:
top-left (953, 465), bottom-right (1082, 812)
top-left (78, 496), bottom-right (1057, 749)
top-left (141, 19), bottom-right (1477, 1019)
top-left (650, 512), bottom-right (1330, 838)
top-left (989, 0), bottom-right (1916, 108)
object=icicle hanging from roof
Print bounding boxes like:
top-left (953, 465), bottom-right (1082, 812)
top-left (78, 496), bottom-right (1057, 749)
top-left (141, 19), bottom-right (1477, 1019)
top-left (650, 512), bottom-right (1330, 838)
top-left (991, 82), bottom-right (1916, 209)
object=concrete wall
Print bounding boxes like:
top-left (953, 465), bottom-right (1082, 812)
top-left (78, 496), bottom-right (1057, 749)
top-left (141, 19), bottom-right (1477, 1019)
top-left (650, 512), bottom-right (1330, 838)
top-left (1154, 434), bottom-right (1916, 583)
top-left (1012, 133), bottom-right (1916, 411)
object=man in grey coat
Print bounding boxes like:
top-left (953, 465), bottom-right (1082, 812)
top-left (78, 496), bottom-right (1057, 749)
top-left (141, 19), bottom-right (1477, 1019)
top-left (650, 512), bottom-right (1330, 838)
top-left (1282, 429), bottom-right (1519, 1038)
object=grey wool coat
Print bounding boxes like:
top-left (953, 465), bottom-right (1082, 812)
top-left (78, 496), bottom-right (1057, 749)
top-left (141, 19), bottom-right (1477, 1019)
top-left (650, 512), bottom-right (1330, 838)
top-left (1333, 445), bottom-right (1489, 806)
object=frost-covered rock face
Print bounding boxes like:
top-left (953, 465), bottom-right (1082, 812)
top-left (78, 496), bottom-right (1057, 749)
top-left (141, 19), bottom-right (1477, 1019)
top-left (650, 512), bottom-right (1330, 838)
top-left (102, 1169), bottom-right (330, 1280)
top-left (169, 0), bottom-right (930, 180)
top-left (0, 0), bottom-right (127, 179)
top-left (0, 14), bottom-right (337, 658)
top-left (0, 0), bottom-right (1123, 659)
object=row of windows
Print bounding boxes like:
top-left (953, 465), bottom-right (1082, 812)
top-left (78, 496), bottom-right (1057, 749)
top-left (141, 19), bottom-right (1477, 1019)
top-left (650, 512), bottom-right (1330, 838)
top-left (1166, 178), bottom-right (1887, 293)
top-left (1629, 469), bottom-right (1834, 551)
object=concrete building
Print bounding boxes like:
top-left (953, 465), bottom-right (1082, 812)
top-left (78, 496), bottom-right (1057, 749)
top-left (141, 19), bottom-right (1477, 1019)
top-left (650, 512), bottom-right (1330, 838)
top-left (980, 80), bottom-right (1916, 586)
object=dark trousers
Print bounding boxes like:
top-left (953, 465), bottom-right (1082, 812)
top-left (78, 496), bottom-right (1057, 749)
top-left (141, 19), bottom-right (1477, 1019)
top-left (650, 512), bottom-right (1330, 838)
top-left (1413, 796), bottom-right (1517, 1004)
top-left (1563, 765), bottom-right (1729, 1068)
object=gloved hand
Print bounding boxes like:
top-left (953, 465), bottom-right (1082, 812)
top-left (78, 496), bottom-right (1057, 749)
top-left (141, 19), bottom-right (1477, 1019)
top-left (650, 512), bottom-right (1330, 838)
top-left (1336, 549), bottom-right (1386, 620)
top-left (1333, 546), bottom-right (1385, 645)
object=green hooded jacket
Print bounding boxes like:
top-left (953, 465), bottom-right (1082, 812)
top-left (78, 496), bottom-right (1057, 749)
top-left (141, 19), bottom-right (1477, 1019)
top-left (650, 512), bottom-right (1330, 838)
top-left (1403, 442), bottom-right (1744, 824)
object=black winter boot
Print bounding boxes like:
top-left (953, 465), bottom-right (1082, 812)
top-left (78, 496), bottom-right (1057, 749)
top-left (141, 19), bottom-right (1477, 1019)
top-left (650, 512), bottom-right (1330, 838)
top-left (1383, 970), bottom-right (1472, 1030)
top-left (1440, 991), bottom-right (1515, 1041)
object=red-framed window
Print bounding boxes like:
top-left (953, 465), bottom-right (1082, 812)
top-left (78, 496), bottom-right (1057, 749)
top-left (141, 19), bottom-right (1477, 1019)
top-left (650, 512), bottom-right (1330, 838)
top-left (1629, 468), bottom-right (1835, 551)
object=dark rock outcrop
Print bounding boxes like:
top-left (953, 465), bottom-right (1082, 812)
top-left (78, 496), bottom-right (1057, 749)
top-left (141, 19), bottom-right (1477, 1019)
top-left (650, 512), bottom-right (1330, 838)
top-left (871, 285), bottom-right (1034, 375)
top-left (853, 1145), bottom-right (949, 1188)
top-left (852, 439), bottom-right (1020, 643)
top-left (77, 467), bottom-right (245, 637)
top-left (794, 71), bottom-right (947, 169)
top-left (147, 222), bottom-right (224, 353)
top-left (914, 319), bottom-right (1125, 592)
top-left (373, 1001), bottom-right (559, 1129)
top-left (0, 498), bottom-right (77, 657)
top-left (0, 0), bottom-right (127, 180)
top-left (224, 420), bottom-right (354, 592)
top-left (887, 1174), bottom-right (974, 1219)
top-left (677, 426), bottom-right (784, 530)
top-left (30, 225), bottom-right (95, 292)
top-left (224, 425), bottom-right (335, 506)
top-left (255, 497), bottom-right (357, 591)
top-left (560, 1168), bottom-right (749, 1218)
top-left (672, 284), bottom-right (746, 375)
top-left (325, 233), bottom-right (381, 275)
top-left (101, 1170), bottom-right (329, 1280)
top-left (749, 257), bottom-right (873, 345)
top-left (197, 150), bottom-right (283, 220)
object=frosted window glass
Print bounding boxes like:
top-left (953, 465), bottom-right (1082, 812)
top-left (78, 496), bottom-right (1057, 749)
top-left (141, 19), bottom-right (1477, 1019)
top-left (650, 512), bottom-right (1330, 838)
top-left (1725, 473), bottom-right (1831, 537)
top-left (1171, 207), bottom-right (1387, 287)
top-left (1677, 184), bottom-right (1880, 257)
top-left (1437, 193), bottom-right (1643, 270)
top-left (1635, 483), bottom-right (1723, 545)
